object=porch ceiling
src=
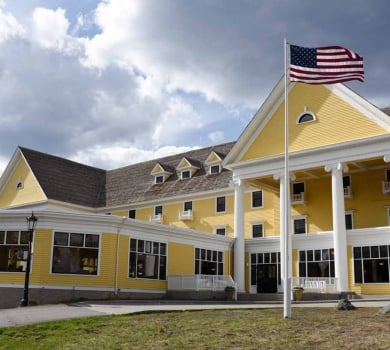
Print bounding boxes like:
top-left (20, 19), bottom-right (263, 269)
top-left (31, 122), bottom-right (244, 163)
top-left (249, 156), bottom-right (388, 189)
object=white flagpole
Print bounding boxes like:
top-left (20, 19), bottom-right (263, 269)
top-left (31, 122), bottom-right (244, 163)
top-left (283, 38), bottom-right (292, 319)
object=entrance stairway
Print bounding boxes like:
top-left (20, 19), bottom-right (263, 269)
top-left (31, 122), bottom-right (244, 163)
top-left (237, 293), bottom-right (284, 303)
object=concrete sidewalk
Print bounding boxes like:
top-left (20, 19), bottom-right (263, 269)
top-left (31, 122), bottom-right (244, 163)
top-left (0, 299), bottom-right (389, 328)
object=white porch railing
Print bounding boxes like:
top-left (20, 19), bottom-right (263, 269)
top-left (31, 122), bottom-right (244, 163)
top-left (291, 192), bottom-right (305, 204)
top-left (168, 274), bottom-right (237, 299)
top-left (291, 277), bottom-right (337, 293)
top-left (178, 210), bottom-right (193, 221)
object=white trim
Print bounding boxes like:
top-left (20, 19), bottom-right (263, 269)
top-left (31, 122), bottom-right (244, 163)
top-left (251, 190), bottom-right (263, 209)
top-left (215, 195), bottom-right (227, 214)
top-left (292, 215), bottom-right (307, 235)
top-left (251, 221), bottom-right (264, 238)
top-left (296, 110), bottom-right (316, 124)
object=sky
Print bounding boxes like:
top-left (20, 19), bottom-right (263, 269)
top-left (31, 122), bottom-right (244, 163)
top-left (0, 0), bottom-right (389, 175)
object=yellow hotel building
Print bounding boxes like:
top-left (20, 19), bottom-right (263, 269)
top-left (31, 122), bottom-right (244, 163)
top-left (1, 79), bottom-right (390, 307)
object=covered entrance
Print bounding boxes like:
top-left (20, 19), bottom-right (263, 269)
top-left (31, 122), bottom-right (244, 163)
top-left (250, 251), bottom-right (281, 293)
top-left (257, 264), bottom-right (278, 293)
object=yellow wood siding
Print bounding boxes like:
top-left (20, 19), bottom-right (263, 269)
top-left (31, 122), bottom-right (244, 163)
top-left (0, 159), bottom-right (46, 208)
top-left (242, 84), bottom-right (387, 161)
top-left (168, 242), bottom-right (194, 275)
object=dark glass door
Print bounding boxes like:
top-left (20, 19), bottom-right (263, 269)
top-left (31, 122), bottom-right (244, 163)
top-left (257, 264), bottom-right (277, 293)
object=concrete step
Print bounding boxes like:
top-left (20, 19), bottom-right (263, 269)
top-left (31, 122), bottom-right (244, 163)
top-left (237, 293), bottom-right (283, 302)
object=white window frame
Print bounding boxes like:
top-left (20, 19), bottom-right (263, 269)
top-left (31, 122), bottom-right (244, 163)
top-left (215, 226), bottom-right (226, 236)
top-left (293, 215), bottom-right (307, 234)
top-left (181, 170), bottom-right (191, 179)
top-left (209, 164), bottom-right (221, 174)
top-left (216, 196), bottom-right (226, 213)
top-left (345, 210), bottom-right (354, 230)
top-left (251, 190), bottom-right (263, 209)
top-left (251, 222), bottom-right (264, 238)
top-left (296, 111), bottom-right (316, 124)
top-left (155, 175), bottom-right (164, 184)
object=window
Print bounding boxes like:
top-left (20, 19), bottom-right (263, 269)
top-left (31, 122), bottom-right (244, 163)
top-left (155, 175), bottom-right (164, 184)
top-left (343, 176), bottom-right (351, 197)
top-left (293, 216), bottom-right (307, 234)
top-left (345, 211), bottom-right (353, 230)
top-left (210, 165), bottom-right (220, 174)
top-left (299, 249), bottom-right (335, 278)
top-left (252, 190), bottom-right (263, 208)
top-left (215, 227), bottom-right (226, 236)
top-left (16, 181), bottom-right (23, 189)
top-left (52, 232), bottom-right (99, 275)
top-left (297, 112), bottom-right (315, 124)
top-left (184, 201), bottom-right (192, 211)
top-left (155, 206), bottom-right (163, 215)
top-left (181, 170), bottom-right (191, 179)
top-left (216, 196), bottom-right (226, 213)
top-left (292, 182), bottom-right (305, 203)
top-left (252, 223), bottom-right (264, 238)
top-left (128, 209), bottom-right (136, 219)
top-left (386, 169), bottom-right (390, 182)
top-left (129, 238), bottom-right (167, 280)
top-left (195, 248), bottom-right (223, 275)
top-left (353, 245), bottom-right (390, 283)
top-left (0, 230), bottom-right (30, 272)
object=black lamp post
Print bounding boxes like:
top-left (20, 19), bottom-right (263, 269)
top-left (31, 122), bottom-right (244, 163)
top-left (20, 212), bottom-right (37, 307)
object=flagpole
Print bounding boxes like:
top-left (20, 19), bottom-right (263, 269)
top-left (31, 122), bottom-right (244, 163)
top-left (283, 38), bottom-right (292, 319)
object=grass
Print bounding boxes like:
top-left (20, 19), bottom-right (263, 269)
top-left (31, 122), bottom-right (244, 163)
top-left (0, 308), bottom-right (389, 349)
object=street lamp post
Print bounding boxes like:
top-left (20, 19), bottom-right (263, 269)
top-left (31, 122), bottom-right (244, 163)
top-left (20, 212), bottom-right (37, 307)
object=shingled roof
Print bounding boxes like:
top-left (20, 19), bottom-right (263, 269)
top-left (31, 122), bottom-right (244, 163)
top-left (19, 147), bottom-right (106, 208)
top-left (18, 142), bottom-right (236, 209)
top-left (103, 142), bottom-right (235, 207)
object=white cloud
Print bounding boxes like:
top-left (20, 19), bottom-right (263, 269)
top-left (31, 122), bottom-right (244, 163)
top-left (32, 7), bottom-right (69, 49)
top-left (152, 97), bottom-right (203, 146)
top-left (0, 4), bottom-right (24, 42)
top-left (71, 143), bottom-right (197, 170)
top-left (208, 131), bottom-right (225, 144)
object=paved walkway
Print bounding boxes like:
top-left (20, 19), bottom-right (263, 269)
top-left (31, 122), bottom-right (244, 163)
top-left (0, 299), bottom-right (389, 328)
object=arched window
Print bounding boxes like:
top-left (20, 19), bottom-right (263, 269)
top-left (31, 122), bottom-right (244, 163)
top-left (297, 112), bottom-right (315, 124)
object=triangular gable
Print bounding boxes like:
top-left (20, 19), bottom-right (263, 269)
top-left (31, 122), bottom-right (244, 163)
top-left (224, 78), bottom-right (390, 165)
top-left (176, 157), bottom-right (200, 170)
top-left (205, 151), bottom-right (223, 165)
top-left (0, 148), bottom-right (47, 208)
top-left (150, 163), bottom-right (173, 176)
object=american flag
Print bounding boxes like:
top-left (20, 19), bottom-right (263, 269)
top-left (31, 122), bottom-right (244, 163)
top-left (289, 45), bottom-right (364, 84)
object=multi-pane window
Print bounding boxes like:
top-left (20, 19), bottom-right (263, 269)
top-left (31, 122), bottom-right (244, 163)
top-left (353, 245), bottom-right (390, 284)
top-left (129, 239), bottom-right (167, 280)
top-left (299, 249), bottom-right (335, 278)
top-left (293, 217), bottom-right (307, 234)
top-left (0, 230), bottom-right (30, 272)
top-left (155, 175), bottom-right (164, 184)
top-left (195, 248), bottom-right (223, 275)
top-left (293, 182), bottom-right (305, 195)
top-left (210, 165), bottom-right (220, 174)
top-left (252, 223), bottom-right (264, 238)
top-left (181, 170), bottom-right (191, 179)
top-left (252, 190), bottom-right (263, 208)
top-left (52, 232), bottom-right (99, 275)
top-left (128, 209), bottom-right (136, 219)
top-left (216, 196), bottom-right (226, 213)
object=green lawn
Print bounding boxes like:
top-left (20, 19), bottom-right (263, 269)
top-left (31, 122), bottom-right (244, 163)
top-left (0, 308), bottom-right (389, 349)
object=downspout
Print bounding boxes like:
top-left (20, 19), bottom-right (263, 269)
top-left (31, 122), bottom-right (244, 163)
top-left (114, 217), bottom-right (127, 295)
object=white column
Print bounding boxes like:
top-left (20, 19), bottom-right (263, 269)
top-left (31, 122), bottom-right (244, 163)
top-left (233, 178), bottom-right (245, 292)
top-left (325, 162), bottom-right (349, 292)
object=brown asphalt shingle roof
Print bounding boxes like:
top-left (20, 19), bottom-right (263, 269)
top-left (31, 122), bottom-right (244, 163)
top-left (19, 142), bottom-right (235, 209)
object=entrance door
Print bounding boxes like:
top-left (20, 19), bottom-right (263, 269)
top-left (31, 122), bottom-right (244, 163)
top-left (257, 264), bottom-right (277, 293)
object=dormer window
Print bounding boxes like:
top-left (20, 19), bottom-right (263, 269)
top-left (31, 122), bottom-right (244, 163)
top-left (205, 151), bottom-right (224, 175)
top-left (176, 157), bottom-right (200, 180)
top-left (155, 175), bottom-right (164, 184)
top-left (151, 163), bottom-right (173, 185)
top-left (181, 170), bottom-right (191, 179)
top-left (210, 164), bottom-right (221, 174)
